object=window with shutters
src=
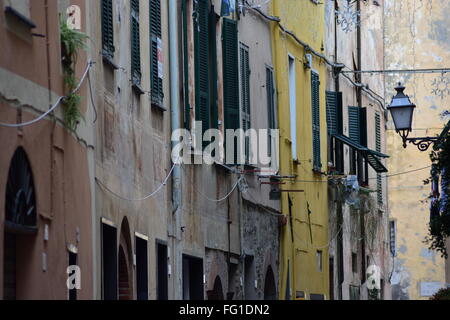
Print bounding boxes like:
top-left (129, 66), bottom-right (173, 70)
top-left (326, 91), bottom-right (344, 173)
top-left (311, 71), bottom-right (321, 172)
top-left (101, 0), bottom-right (114, 61)
top-left (194, 0), bottom-right (218, 141)
top-left (348, 106), bottom-right (368, 185)
top-left (266, 67), bottom-right (276, 159)
top-left (150, 0), bottom-right (164, 109)
top-left (240, 43), bottom-right (251, 164)
top-left (131, 0), bottom-right (142, 89)
top-left (182, 0), bottom-right (191, 129)
top-left (376, 112), bottom-right (383, 204)
top-left (222, 18), bottom-right (239, 163)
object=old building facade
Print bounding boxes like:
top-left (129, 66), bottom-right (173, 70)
top-left (325, 0), bottom-right (392, 300)
top-left (271, 0), bottom-right (330, 300)
top-left (384, 0), bottom-right (449, 300)
top-left (0, 0), bottom-right (93, 299)
top-left (3, 0), bottom-right (447, 302)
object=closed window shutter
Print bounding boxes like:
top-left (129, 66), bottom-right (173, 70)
top-left (375, 113), bottom-right (383, 204)
top-left (194, 0), bottom-right (210, 133)
top-left (266, 67), bottom-right (275, 157)
top-left (223, 19), bottom-right (239, 131)
top-left (182, 0), bottom-right (190, 129)
top-left (240, 44), bottom-right (251, 163)
top-left (348, 106), bottom-right (361, 144)
top-left (131, 0), bottom-right (141, 85)
top-left (101, 0), bottom-right (114, 59)
top-left (326, 91), bottom-right (338, 135)
top-left (150, 0), bottom-right (163, 107)
top-left (311, 71), bottom-right (321, 171)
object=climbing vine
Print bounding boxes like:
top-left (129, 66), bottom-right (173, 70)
top-left (424, 121), bottom-right (450, 258)
top-left (60, 18), bottom-right (87, 131)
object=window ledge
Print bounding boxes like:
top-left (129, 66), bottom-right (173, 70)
top-left (132, 82), bottom-right (145, 95)
top-left (151, 102), bottom-right (167, 112)
top-left (4, 6), bottom-right (36, 29)
top-left (102, 53), bottom-right (119, 70)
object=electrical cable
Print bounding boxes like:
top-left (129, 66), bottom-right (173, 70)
top-left (194, 175), bottom-right (244, 203)
top-left (0, 61), bottom-right (94, 128)
top-left (95, 162), bottom-right (176, 202)
top-left (87, 66), bottom-right (98, 123)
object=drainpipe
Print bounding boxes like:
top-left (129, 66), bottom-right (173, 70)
top-left (168, 0), bottom-right (182, 300)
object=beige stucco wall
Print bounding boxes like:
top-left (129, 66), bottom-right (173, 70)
top-left (385, 0), bottom-right (449, 300)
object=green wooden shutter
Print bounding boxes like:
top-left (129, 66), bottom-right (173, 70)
top-left (194, 0), bottom-right (210, 133)
top-left (240, 43), bottom-right (251, 163)
top-left (223, 18), bottom-right (239, 131)
top-left (266, 67), bottom-right (275, 157)
top-left (348, 106), bottom-right (361, 144)
top-left (209, 9), bottom-right (218, 130)
top-left (101, 0), bottom-right (114, 59)
top-left (311, 71), bottom-right (321, 171)
top-left (131, 0), bottom-right (141, 85)
top-left (375, 113), bottom-right (383, 204)
top-left (326, 91), bottom-right (338, 135)
top-left (150, 0), bottom-right (163, 107)
top-left (182, 0), bottom-right (190, 129)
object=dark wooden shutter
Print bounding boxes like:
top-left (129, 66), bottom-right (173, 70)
top-left (240, 43), bottom-right (251, 163)
top-left (194, 0), bottom-right (210, 132)
top-left (266, 67), bottom-right (275, 157)
top-left (223, 18), bottom-right (239, 131)
top-left (348, 106), bottom-right (361, 144)
top-left (101, 0), bottom-right (114, 59)
top-left (150, 0), bottom-right (163, 107)
top-left (182, 0), bottom-right (190, 129)
top-left (311, 71), bottom-right (321, 171)
top-left (326, 91), bottom-right (338, 135)
top-left (375, 113), bottom-right (383, 204)
top-left (131, 0), bottom-right (141, 85)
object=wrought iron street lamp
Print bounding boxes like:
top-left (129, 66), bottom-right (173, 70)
top-left (388, 83), bottom-right (441, 151)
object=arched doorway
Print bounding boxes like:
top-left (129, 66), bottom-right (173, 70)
top-left (3, 148), bottom-right (37, 300)
top-left (207, 276), bottom-right (224, 300)
top-left (118, 218), bottom-right (132, 300)
top-left (263, 266), bottom-right (276, 300)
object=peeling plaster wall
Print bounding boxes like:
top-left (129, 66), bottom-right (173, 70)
top-left (325, 0), bottom-right (391, 300)
top-left (384, 0), bottom-right (449, 300)
top-left (87, 0), bottom-right (172, 299)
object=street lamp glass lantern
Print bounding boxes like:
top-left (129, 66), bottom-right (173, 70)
top-left (387, 84), bottom-right (416, 132)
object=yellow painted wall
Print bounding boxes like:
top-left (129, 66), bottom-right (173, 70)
top-left (271, 0), bottom-right (329, 300)
top-left (385, 0), bottom-right (449, 300)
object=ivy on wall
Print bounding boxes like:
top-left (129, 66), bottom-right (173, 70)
top-left (424, 122), bottom-right (450, 258)
top-left (60, 18), bottom-right (87, 131)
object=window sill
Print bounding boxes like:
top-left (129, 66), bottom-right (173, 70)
top-left (151, 102), bottom-right (167, 112)
top-left (132, 82), bottom-right (145, 95)
top-left (4, 6), bottom-right (36, 29)
top-left (102, 53), bottom-right (119, 70)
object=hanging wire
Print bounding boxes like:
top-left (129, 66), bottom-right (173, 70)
top-left (95, 162), bottom-right (176, 202)
top-left (193, 174), bottom-right (244, 203)
top-left (0, 61), bottom-right (94, 128)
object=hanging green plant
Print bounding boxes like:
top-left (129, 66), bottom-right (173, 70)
top-left (424, 121), bottom-right (450, 258)
top-left (60, 18), bottom-right (88, 131)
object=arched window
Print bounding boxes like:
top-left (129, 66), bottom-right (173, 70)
top-left (5, 147), bottom-right (37, 234)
